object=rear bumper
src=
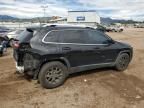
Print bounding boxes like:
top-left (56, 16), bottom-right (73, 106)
top-left (13, 49), bottom-right (41, 76)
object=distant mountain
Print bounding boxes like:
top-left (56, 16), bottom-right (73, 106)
top-left (0, 15), bottom-right (52, 22)
top-left (101, 17), bottom-right (137, 25)
top-left (0, 15), bottom-right (138, 24)
top-left (0, 15), bottom-right (18, 20)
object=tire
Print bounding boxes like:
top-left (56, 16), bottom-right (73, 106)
top-left (112, 29), bottom-right (116, 32)
top-left (120, 29), bottom-right (123, 32)
top-left (112, 29), bottom-right (115, 32)
top-left (115, 53), bottom-right (130, 71)
top-left (38, 61), bottom-right (68, 89)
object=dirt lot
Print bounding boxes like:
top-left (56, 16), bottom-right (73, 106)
top-left (0, 28), bottom-right (144, 108)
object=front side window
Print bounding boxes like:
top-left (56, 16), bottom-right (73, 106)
top-left (86, 30), bottom-right (108, 44)
top-left (60, 30), bottom-right (87, 44)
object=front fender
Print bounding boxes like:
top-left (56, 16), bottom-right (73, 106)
top-left (115, 50), bottom-right (133, 64)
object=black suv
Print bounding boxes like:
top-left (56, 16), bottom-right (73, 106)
top-left (12, 24), bottom-right (133, 89)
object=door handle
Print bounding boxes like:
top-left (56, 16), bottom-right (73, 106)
top-left (62, 47), bottom-right (71, 51)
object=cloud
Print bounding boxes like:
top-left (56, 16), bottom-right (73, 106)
top-left (0, 0), bottom-right (68, 18)
top-left (77, 0), bottom-right (144, 21)
top-left (0, 0), bottom-right (143, 21)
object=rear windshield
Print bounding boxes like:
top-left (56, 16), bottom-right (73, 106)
top-left (16, 29), bottom-right (33, 43)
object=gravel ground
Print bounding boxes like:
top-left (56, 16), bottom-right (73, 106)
top-left (0, 28), bottom-right (144, 108)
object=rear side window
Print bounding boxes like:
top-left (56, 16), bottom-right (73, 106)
top-left (60, 30), bottom-right (87, 43)
top-left (34, 28), bottom-right (48, 37)
top-left (43, 31), bottom-right (59, 42)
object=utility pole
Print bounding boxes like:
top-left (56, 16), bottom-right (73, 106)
top-left (41, 0), bottom-right (48, 17)
top-left (41, 5), bottom-right (48, 17)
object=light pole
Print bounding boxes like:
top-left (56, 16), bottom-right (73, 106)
top-left (41, 5), bottom-right (48, 17)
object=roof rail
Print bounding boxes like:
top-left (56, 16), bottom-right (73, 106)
top-left (43, 23), bottom-right (88, 28)
top-left (43, 24), bottom-right (97, 29)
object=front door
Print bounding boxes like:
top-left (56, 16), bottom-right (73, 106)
top-left (85, 30), bottom-right (118, 64)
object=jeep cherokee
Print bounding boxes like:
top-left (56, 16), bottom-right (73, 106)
top-left (12, 24), bottom-right (133, 89)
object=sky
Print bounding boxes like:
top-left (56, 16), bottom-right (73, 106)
top-left (0, 0), bottom-right (144, 21)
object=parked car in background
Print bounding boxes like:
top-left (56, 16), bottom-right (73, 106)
top-left (96, 24), bottom-right (107, 32)
top-left (106, 26), bottom-right (124, 32)
top-left (12, 24), bottom-right (133, 89)
top-left (0, 26), bottom-right (11, 46)
top-left (134, 24), bottom-right (144, 28)
top-left (0, 26), bottom-right (11, 36)
top-left (0, 36), bottom-right (8, 56)
top-left (0, 26), bottom-right (10, 33)
top-left (7, 29), bottom-right (24, 46)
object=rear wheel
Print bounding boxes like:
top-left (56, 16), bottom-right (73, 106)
top-left (119, 29), bottom-right (123, 32)
top-left (115, 53), bottom-right (130, 71)
top-left (38, 61), bottom-right (68, 89)
top-left (112, 29), bottom-right (115, 32)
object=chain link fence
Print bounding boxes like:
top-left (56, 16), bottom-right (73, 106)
top-left (0, 22), bottom-right (41, 30)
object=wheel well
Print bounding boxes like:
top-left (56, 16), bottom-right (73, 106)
top-left (121, 51), bottom-right (130, 57)
top-left (115, 51), bottom-right (131, 63)
top-left (125, 52), bottom-right (130, 57)
top-left (54, 59), bottom-right (68, 67)
top-left (41, 59), bottom-right (68, 69)
top-left (35, 59), bottom-right (69, 79)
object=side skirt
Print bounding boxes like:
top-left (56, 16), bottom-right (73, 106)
top-left (69, 62), bottom-right (115, 74)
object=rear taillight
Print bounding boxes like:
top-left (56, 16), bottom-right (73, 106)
top-left (12, 41), bottom-right (20, 48)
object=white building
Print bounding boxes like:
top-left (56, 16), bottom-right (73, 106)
top-left (67, 10), bottom-right (100, 27)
